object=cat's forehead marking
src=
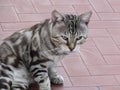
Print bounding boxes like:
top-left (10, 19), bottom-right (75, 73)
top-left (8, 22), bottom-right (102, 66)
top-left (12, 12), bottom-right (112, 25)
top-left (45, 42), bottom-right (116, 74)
top-left (64, 14), bottom-right (79, 34)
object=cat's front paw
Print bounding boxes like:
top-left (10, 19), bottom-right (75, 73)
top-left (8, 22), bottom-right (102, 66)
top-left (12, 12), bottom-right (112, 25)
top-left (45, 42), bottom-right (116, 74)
top-left (51, 75), bottom-right (64, 85)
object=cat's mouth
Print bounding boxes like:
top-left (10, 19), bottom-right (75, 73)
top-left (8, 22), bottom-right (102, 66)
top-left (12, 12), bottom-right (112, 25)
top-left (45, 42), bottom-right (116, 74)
top-left (60, 48), bottom-right (80, 55)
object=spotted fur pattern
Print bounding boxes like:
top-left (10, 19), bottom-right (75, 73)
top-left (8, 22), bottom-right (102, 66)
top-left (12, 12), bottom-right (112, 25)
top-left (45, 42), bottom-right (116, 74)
top-left (0, 10), bottom-right (92, 90)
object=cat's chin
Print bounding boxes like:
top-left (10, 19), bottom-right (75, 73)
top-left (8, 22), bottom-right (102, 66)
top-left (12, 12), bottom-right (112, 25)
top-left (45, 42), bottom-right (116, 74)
top-left (57, 50), bottom-right (70, 55)
top-left (60, 50), bottom-right (80, 55)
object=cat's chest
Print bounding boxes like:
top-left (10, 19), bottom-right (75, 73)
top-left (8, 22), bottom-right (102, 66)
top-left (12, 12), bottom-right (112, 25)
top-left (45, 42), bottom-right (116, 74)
top-left (46, 54), bottom-right (65, 67)
top-left (42, 52), bottom-right (65, 63)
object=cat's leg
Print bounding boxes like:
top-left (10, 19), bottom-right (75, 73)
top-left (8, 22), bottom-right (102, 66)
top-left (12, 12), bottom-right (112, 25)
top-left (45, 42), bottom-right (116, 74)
top-left (10, 65), bottom-right (29, 90)
top-left (0, 64), bottom-right (13, 90)
top-left (0, 77), bottom-right (12, 90)
top-left (30, 65), bottom-right (51, 90)
top-left (11, 83), bottom-right (28, 90)
top-left (48, 65), bottom-right (64, 85)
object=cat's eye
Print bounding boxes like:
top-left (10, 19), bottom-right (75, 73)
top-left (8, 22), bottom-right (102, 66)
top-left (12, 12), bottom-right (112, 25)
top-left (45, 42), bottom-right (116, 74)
top-left (61, 35), bottom-right (68, 41)
top-left (76, 36), bottom-right (82, 41)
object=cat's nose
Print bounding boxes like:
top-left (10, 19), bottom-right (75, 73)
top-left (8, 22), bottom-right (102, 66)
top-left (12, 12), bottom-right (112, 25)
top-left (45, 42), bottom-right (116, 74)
top-left (69, 43), bottom-right (75, 51)
top-left (69, 47), bottom-right (74, 51)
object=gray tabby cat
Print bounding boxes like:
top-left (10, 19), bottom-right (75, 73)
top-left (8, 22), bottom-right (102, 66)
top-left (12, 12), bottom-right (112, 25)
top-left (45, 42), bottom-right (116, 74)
top-left (0, 10), bottom-right (92, 90)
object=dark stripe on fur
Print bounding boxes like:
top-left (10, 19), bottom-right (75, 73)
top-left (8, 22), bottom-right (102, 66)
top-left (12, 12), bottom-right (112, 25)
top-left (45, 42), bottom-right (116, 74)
top-left (29, 60), bottom-right (40, 68)
top-left (0, 79), bottom-right (7, 83)
top-left (40, 64), bottom-right (47, 68)
top-left (31, 67), bottom-right (39, 73)
top-left (31, 65), bottom-right (46, 73)
top-left (1, 71), bottom-right (10, 77)
top-left (0, 84), bottom-right (8, 89)
top-left (39, 79), bottom-right (45, 83)
top-left (0, 79), bottom-right (10, 89)
top-left (30, 50), bottom-right (39, 58)
top-left (12, 87), bottom-right (26, 90)
top-left (29, 59), bottom-right (50, 69)
top-left (33, 70), bottom-right (47, 77)
top-left (64, 14), bottom-right (78, 34)
top-left (1, 64), bottom-right (12, 72)
top-left (39, 76), bottom-right (49, 83)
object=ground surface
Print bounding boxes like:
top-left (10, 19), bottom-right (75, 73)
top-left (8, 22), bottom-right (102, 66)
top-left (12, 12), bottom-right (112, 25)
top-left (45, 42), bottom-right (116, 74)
top-left (0, 0), bottom-right (120, 90)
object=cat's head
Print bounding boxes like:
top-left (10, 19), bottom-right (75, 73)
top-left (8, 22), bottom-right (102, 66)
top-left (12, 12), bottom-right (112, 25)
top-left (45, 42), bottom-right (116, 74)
top-left (49, 10), bottom-right (92, 54)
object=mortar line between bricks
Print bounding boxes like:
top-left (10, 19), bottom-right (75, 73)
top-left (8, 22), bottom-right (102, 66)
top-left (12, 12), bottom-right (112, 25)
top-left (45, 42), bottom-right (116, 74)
top-left (29, 0), bottom-right (38, 13)
top-left (0, 24), bottom-right (4, 31)
top-left (91, 38), bottom-right (110, 65)
top-left (72, 5), bottom-right (77, 14)
top-left (11, 6), bottom-right (20, 22)
top-left (49, 0), bottom-right (54, 5)
top-left (78, 51), bottom-right (92, 76)
top-left (94, 31), bottom-right (108, 64)
top-left (114, 75), bottom-right (120, 85)
top-left (106, 0), bottom-right (115, 12)
top-left (69, 75), bottom-right (120, 77)
top-left (62, 84), bottom-right (120, 88)
top-left (106, 28), bottom-right (120, 51)
top-left (61, 61), bottom-right (74, 86)
top-left (2, 20), bottom-right (120, 23)
top-left (9, 0), bottom-right (21, 17)
top-left (88, 0), bottom-right (97, 13)
top-left (88, 0), bottom-right (101, 20)
top-left (61, 85), bottom-right (99, 88)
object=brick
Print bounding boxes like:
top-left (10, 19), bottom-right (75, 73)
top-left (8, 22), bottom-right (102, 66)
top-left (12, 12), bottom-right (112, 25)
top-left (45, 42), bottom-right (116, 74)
top-left (81, 38), bottom-right (96, 48)
top-left (1, 22), bottom-right (38, 31)
top-left (53, 87), bottom-right (97, 90)
top-left (0, 31), bottom-right (16, 39)
top-left (33, 5), bottom-right (54, 13)
top-left (18, 14), bottom-right (50, 22)
top-left (33, 5), bottom-right (75, 14)
top-left (108, 0), bottom-right (120, 5)
top-left (0, 0), bottom-right (12, 6)
top-left (31, 0), bottom-right (51, 5)
top-left (108, 29), bottom-right (120, 45)
top-left (89, 21), bottom-right (120, 29)
top-left (104, 55), bottom-right (120, 65)
top-left (89, 29), bottom-right (109, 37)
top-left (54, 6), bottom-right (75, 14)
top-left (88, 65), bottom-right (120, 75)
top-left (63, 78), bottom-right (72, 87)
top-left (70, 76), bottom-right (118, 86)
top-left (12, 0), bottom-right (36, 13)
top-left (89, 0), bottom-right (113, 12)
top-left (115, 75), bottom-right (120, 84)
top-left (93, 37), bottom-right (120, 54)
top-left (112, 5), bottom-right (120, 12)
top-left (100, 86), bottom-right (120, 90)
top-left (0, 25), bottom-right (2, 31)
top-left (62, 56), bottom-right (89, 76)
top-left (51, 0), bottom-right (89, 5)
top-left (74, 5), bottom-right (100, 20)
top-left (70, 76), bottom-right (97, 86)
top-left (79, 47), bottom-right (106, 65)
top-left (0, 7), bottom-right (19, 22)
top-left (108, 0), bottom-right (120, 12)
top-left (57, 67), bottom-right (68, 78)
top-left (94, 76), bottom-right (118, 85)
top-left (98, 13), bottom-right (120, 20)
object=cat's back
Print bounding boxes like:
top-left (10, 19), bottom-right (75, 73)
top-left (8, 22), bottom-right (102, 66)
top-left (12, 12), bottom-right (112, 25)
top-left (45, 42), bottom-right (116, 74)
top-left (0, 28), bottom-right (34, 65)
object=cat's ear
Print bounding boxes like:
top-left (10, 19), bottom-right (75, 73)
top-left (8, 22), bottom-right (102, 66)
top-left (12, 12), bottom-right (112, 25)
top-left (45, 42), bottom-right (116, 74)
top-left (51, 10), bottom-right (63, 22)
top-left (79, 11), bottom-right (92, 25)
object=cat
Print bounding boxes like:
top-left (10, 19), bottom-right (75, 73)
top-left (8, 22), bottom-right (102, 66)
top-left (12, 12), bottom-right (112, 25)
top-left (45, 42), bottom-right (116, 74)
top-left (0, 10), bottom-right (92, 90)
